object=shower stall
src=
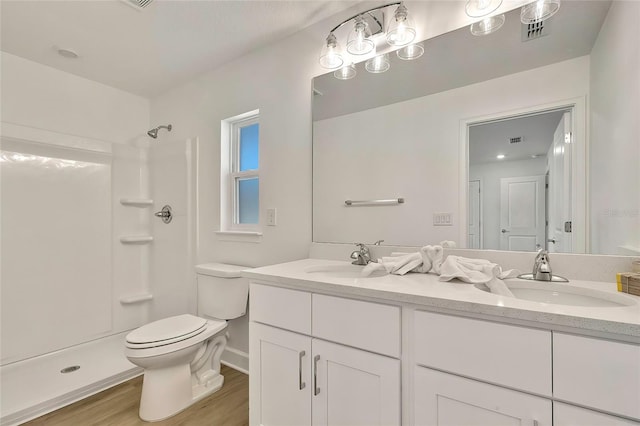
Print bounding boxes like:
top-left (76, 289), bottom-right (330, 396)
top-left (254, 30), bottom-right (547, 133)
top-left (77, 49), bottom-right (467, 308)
top-left (0, 123), bottom-right (196, 425)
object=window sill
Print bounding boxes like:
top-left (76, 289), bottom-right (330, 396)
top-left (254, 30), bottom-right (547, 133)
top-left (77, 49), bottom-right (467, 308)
top-left (215, 230), bottom-right (263, 243)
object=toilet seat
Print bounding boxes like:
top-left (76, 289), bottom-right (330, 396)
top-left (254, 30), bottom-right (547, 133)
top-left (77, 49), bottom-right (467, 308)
top-left (126, 314), bottom-right (208, 349)
top-left (125, 315), bottom-right (228, 358)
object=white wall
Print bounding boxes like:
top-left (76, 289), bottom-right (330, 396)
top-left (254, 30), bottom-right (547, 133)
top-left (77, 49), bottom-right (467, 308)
top-left (1, 52), bottom-right (149, 144)
top-left (469, 157), bottom-right (548, 250)
top-left (314, 57), bottom-right (590, 247)
top-left (589, 1), bottom-right (640, 255)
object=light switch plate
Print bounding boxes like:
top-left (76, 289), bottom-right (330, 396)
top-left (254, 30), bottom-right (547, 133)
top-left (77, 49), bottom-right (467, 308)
top-left (433, 212), bottom-right (452, 226)
top-left (267, 208), bottom-right (277, 226)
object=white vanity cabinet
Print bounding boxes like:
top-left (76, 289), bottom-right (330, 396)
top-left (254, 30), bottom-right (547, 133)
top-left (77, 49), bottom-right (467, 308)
top-left (415, 367), bottom-right (552, 426)
top-left (412, 310), bottom-right (640, 426)
top-left (249, 283), bottom-right (401, 426)
top-left (413, 310), bottom-right (553, 426)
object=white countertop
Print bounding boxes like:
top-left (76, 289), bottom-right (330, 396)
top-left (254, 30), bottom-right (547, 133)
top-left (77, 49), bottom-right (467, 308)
top-left (244, 258), bottom-right (640, 342)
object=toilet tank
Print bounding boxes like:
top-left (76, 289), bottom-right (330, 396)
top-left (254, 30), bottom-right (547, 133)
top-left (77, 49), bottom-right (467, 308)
top-left (195, 263), bottom-right (252, 320)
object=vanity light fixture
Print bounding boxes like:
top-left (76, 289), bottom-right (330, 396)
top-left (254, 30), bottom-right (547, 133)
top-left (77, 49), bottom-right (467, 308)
top-left (347, 16), bottom-right (375, 55)
top-left (334, 63), bottom-right (357, 80)
top-left (520, 0), bottom-right (561, 24)
top-left (386, 3), bottom-right (416, 46)
top-left (319, 2), bottom-right (417, 72)
top-left (319, 33), bottom-right (345, 69)
top-left (465, 0), bottom-right (505, 36)
top-left (470, 14), bottom-right (505, 36)
top-left (465, 0), bottom-right (503, 18)
top-left (496, 154), bottom-right (506, 159)
top-left (365, 53), bottom-right (390, 74)
top-left (397, 42), bottom-right (424, 60)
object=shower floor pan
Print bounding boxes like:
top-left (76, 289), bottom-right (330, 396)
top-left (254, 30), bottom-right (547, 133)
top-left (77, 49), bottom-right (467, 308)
top-left (0, 332), bottom-right (141, 425)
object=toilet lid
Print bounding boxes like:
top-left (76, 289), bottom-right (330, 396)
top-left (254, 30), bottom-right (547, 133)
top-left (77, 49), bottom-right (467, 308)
top-left (126, 314), bottom-right (207, 344)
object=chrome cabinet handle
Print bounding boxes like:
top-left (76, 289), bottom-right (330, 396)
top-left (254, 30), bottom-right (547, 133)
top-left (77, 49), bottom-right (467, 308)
top-left (313, 355), bottom-right (320, 396)
top-left (298, 350), bottom-right (306, 390)
top-left (501, 229), bottom-right (509, 233)
top-left (547, 238), bottom-right (557, 244)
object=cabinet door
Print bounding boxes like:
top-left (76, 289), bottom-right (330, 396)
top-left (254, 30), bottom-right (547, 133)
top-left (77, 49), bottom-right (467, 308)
top-left (414, 367), bottom-right (551, 426)
top-left (554, 402), bottom-right (640, 426)
top-left (312, 339), bottom-right (400, 426)
top-left (249, 323), bottom-right (311, 426)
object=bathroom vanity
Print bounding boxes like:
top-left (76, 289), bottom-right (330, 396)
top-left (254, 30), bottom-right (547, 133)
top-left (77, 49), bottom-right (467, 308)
top-left (245, 258), bottom-right (640, 426)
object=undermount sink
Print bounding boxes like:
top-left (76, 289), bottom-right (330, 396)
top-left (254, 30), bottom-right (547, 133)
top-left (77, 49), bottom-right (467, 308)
top-left (304, 264), bottom-right (386, 278)
top-left (475, 279), bottom-right (638, 308)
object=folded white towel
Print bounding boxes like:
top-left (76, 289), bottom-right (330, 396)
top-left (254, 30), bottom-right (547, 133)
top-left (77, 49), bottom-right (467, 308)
top-left (438, 255), bottom-right (520, 297)
top-left (361, 241), bottom-right (455, 277)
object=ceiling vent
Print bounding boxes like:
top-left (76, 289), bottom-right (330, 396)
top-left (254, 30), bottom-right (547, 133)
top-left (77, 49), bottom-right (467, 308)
top-left (120, 0), bottom-right (154, 11)
top-left (522, 19), bottom-right (551, 41)
top-left (509, 136), bottom-right (523, 144)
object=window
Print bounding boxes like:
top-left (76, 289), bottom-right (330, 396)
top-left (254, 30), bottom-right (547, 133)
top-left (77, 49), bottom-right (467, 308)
top-left (221, 110), bottom-right (260, 235)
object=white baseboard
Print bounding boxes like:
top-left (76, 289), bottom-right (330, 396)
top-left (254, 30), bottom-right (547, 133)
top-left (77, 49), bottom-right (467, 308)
top-left (221, 346), bottom-right (249, 375)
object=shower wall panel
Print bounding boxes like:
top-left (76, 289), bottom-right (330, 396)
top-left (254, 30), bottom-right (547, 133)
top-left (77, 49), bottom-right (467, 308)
top-left (1, 139), bottom-right (112, 364)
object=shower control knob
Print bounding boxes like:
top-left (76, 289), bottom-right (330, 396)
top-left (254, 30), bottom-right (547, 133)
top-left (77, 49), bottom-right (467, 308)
top-left (154, 205), bottom-right (173, 224)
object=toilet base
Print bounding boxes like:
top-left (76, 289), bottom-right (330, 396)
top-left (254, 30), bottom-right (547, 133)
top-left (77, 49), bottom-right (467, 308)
top-left (138, 366), bottom-right (224, 422)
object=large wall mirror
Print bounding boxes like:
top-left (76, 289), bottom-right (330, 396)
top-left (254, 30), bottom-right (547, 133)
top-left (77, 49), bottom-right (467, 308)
top-left (312, 0), bottom-right (639, 256)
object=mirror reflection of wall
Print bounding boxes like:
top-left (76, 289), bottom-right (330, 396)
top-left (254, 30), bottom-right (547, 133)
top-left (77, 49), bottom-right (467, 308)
top-left (312, 1), bottom-right (639, 256)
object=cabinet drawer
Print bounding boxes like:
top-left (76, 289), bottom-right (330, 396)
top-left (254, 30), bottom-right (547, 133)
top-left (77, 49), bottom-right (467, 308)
top-left (250, 283), bottom-right (311, 334)
top-left (312, 294), bottom-right (400, 358)
top-left (414, 311), bottom-right (552, 396)
top-left (414, 367), bottom-right (552, 426)
top-left (554, 402), bottom-right (640, 426)
top-left (553, 333), bottom-right (640, 420)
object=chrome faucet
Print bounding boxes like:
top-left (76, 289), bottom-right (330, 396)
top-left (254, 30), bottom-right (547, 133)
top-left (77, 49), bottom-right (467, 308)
top-left (532, 249), bottom-right (552, 281)
top-left (517, 249), bottom-right (569, 282)
top-left (350, 240), bottom-right (383, 265)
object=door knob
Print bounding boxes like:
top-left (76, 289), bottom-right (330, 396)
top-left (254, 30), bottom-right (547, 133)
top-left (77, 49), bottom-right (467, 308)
top-left (547, 238), bottom-right (557, 244)
top-left (501, 229), bottom-right (509, 233)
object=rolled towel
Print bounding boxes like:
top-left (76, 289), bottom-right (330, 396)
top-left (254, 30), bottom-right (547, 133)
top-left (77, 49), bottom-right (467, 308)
top-left (439, 255), bottom-right (520, 297)
top-left (360, 241), bottom-right (457, 277)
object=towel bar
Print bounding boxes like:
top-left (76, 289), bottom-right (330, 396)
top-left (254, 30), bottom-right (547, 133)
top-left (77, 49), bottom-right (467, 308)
top-left (345, 198), bottom-right (405, 206)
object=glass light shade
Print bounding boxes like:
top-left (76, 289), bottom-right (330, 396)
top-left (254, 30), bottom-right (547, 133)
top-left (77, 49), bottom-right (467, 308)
top-left (365, 53), bottom-right (390, 73)
top-left (465, 0), bottom-right (503, 18)
top-left (386, 4), bottom-right (416, 46)
top-left (347, 16), bottom-right (375, 55)
top-left (319, 33), bottom-right (345, 69)
top-left (520, 0), bottom-right (561, 24)
top-left (397, 42), bottom-right (424, 60)
top-left (334, 63), bottom-right (357, 80)
top-left (470, 14), bottom-right (505, 36)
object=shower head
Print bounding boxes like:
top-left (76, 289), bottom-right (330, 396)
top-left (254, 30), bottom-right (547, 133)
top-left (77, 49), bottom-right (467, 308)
top-left (147, 124), bottom-right (172, 139)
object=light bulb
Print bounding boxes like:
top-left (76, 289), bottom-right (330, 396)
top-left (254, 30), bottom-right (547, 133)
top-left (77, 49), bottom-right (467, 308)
top-left (365, 53), bottom-right (390, 73)
top-left (334, 63), bottom-right (357, 80)
top-left (347, 16), bottom-right (375, 55)
top-left (319, 33), bottom-right (345, 69)
top-left (386, 4), bottom-right (416, 46)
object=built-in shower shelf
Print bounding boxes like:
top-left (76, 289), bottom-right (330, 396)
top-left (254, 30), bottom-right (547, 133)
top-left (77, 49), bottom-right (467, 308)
top-left (120, 293), bottom-right (153, 305)
top-left (120, 198), bottom-right (153, 207)
top-left (119, 236), bottom-right (153, 244)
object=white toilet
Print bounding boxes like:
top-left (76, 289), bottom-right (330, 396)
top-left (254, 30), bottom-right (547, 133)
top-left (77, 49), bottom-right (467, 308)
top-left (125, 263), bottom-right (251, 422)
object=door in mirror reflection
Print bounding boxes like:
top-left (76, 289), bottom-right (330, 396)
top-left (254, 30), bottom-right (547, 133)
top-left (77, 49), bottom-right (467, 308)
top-left (468, 108), bottom-right (575, 252)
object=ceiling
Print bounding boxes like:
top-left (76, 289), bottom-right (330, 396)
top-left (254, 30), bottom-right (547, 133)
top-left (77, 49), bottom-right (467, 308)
top-left (468, 110), bottom-right (565, 165)
top-left (0, 0), bottom-right (361, 98)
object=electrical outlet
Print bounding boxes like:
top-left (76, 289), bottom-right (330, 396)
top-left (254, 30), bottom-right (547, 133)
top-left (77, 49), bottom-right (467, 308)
top-left (267, 208), bottom-right (277, 226)
top-left (433, 212), bottom-right (453, 226)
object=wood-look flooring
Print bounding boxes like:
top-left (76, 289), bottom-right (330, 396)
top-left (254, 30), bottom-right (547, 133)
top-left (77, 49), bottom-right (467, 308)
top-left (24, 365), bottom-right (248, 426)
